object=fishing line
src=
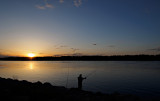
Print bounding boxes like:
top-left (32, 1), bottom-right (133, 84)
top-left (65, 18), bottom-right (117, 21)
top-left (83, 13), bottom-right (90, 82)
top-left (66, 63), bottom-right (70, 88)
top-left (86, 69), bottom-right (97, 78)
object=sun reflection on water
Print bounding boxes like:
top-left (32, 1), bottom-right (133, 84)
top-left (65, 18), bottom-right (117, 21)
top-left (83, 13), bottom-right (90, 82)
top-left (29, 63), bottom-right (34, 70)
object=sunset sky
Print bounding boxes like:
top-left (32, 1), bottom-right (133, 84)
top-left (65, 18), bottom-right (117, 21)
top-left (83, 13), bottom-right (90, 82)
top-left (0, 0), bottom-right (160, 57)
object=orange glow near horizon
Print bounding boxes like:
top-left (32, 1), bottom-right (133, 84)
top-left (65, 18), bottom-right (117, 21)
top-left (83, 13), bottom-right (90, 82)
top-left (28, 53), bottom-right (35, 57)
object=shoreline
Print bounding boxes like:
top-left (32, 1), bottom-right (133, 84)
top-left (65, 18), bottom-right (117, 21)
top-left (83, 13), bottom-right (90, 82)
top-left (0, 55), bottom-right (160, 61)
top-left (0, 77), bottom-right (159, 101)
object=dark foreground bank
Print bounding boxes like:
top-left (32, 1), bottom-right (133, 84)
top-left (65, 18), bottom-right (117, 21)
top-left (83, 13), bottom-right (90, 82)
top-left (0, 77), bottom-right (158, 101)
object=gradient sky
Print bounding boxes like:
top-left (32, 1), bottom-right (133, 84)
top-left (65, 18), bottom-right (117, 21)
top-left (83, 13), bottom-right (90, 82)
top-left (0, 0), bottom-right (160, 57)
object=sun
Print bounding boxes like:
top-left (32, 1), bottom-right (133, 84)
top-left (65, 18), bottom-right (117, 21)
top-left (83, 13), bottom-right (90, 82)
top-left (28, 53), bottom-right (35, 57)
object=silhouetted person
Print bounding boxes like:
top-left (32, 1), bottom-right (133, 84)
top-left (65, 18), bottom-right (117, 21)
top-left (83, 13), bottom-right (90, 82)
top-left (78, 74), bottom-right (86, 90)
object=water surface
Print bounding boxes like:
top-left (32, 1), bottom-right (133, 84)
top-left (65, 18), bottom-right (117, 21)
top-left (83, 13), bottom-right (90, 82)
top-left (0, 61), bottom-right (160, 97)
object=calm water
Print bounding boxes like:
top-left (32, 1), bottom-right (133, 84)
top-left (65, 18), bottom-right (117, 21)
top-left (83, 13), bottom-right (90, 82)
top-left (0, 61), bottom-right (160, 97)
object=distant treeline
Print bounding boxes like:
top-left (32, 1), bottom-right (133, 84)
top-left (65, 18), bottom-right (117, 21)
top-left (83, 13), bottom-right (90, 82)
top-left (0, 55), bottom-right (160, 61)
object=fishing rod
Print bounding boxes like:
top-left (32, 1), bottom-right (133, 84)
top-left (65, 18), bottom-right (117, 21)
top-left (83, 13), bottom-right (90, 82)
top-left (86, 69), bottom-right (97, 78)
top-left (66, 63), bottom-right (70, 88)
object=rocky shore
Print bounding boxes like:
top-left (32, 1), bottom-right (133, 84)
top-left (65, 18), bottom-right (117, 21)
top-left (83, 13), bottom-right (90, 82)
top-left (0, 77), bottom-right (157, 101)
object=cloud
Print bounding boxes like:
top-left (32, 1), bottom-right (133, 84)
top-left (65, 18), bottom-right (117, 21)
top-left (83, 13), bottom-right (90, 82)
top-left (92, 44), bottom-right (97, 45)
top-left (70, 48), bottom-right (79, 53)
top-left (74, 0), bottom-right (82, 7)
top-left (148, 47), bottom-right (160, 51)
top-left (53, 53), bottom-right (83, 56)
top-left (59, 0), bottom-right (64, 3)
top-left (72, 53), bottom-right (83, 56)
top-left (36, 0), bottom-right (54, 10)
top-left (55, 45), bottom-right (68, 49)
top-left (108, 45), bottom-right (115, 48)
top-left (45, 3), bottom-right (54, 8)
top-left (39, 53), bottom-right (44, 54)
top-left (0, 53), bottom-right (9, 58)
top-left (60, 45), bottom-right (67, 47)
top-left (36, 0), bottom-right (86, 9)
top-left (53, 53), bottom-right (106, 57)
top-left (35, 5), bottom-right (46, 10)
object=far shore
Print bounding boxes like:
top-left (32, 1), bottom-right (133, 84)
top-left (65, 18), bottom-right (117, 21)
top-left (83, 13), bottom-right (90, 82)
top-left (0, 55), bottom-right (160, 61)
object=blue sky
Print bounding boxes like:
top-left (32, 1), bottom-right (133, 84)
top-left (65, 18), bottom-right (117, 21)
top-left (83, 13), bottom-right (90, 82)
top-left (0, 0), bottom-right (160, 57)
